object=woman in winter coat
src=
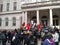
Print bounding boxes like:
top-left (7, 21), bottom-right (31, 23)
top-left (52, 31), bottom-right (59, 45)
top-left (43, 35), bottom-right (54, 45)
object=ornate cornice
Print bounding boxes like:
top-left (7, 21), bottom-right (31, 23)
top-left (21, 1), bottom-right (60, 9)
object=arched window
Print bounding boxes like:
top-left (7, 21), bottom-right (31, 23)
top-left (0, 18), bottom-right (2, 26)
top-left (12, 17), bottom-right (16, 26)
top-left (13, 2), bottom-right (17, 10)
top-left (5, 18), bottom-right (9, 26)
top-left (41, 16), bottom-right (47, 19)
top-left (53, 15), bottom-right (59, 26)
top-left (41, 16), bottom-right (48, 26)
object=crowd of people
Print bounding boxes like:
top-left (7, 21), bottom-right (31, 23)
top-left (0, 20), bottom-right (60, 45)
top-left (41, 27), bottom-right (60, 45)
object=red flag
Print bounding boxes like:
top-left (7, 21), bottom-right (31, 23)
top-left (26, 23), bottom-right (31, 30)
top-left (22, 22), bottom-right (27, 27)
top-left (22, 22), bottom-right (25, 26)
top-left (38, 22), bottom-right (43, 32)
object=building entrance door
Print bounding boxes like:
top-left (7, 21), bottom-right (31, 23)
top-left (41, 16), bottom-right (48, 26)
top-left (41, 20), bottom-right (47, 26)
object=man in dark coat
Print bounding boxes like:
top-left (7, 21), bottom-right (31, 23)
top-left (7, 31), bottom-right (11, 43)
top-left (1, 30), bottom-right (7, 45)
top-left (0, 31), bottom-right (2, 44)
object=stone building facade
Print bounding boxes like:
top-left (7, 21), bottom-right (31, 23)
top-left (0, 0), bottom-right (60, 30)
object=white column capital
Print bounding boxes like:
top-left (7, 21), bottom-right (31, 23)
top-left (49, 8), bottom-right (53, 9)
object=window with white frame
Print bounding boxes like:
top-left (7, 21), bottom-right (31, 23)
top-left (0, 4), bottom-right (3, 12)
top-left (0, 18), bottom-right (2, 26)
top-left (13, 2), bottom-right (17, 10)
top-left (7, 3), bottom-right (10, 11)
top-left (12, 17), bottom-right (16, 26)
top-left (5, 18), bottom-right (9, 26)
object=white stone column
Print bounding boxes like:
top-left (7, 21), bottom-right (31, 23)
top-left (22, 11), bottom-right (27, 25)
top-left (36, 10), bottom-right (39, 25)
top-left (49, 8), bottom-right (53, 27)
top-left (25, 11), bottom-right (27, 24)
top-left (22, 12), bottom-right (25, 23)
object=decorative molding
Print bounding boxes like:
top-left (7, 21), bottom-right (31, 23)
top-left (0, 11), bottom-right (22, 15)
